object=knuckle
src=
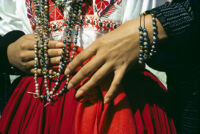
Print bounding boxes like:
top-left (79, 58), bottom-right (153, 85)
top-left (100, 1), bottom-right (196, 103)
top-left (80, 86), bottom-right (88, 92)
top-left (114, 81), bottom-right (120, 87)
top-left (24, 34), bottom-right (34, 40)
top-left (22, 62), bottom-right (28, 69)
top-left (79, 68), bottom-right (89, 77)
top-left (48, 41), bottom-right (56, 48)
top-left (67, 64), bottom-right (73, 71)
top-left (50, 58), bottom-right (56, 64)
top-left (106, 94), bottom-right (112, 99)
top-left (88, 79), bottom-right (97, 88)
top-left (76, 55), bottom-right (83, 63)
top-left (77, 53), bottom-right (85, 62)
top-left (90, 76), bottom-right (99, 84)
top-left (20, 43), bottom-right (26, 49)
top-left (19, 52), bottom-right (26, 61)
top-left (48, 49), bottom-right (52, 55)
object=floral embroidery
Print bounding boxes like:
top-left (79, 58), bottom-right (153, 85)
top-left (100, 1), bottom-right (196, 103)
top-left (49, 0), bottom-right (64, 21)
top-left (25, 0), bottom-right (122, 32)
top-left (84, 16), bottom-right (120, 32)
top-left (94, 0), bottom-right (122, 17)
top-left (26, 0), bottom-right (36, 29)
top-left (95, 0), bottom-right (109, 11)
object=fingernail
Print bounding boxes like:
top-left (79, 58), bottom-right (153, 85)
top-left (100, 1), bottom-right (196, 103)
top-left (75, 90), bottom-right (83, 98)
top-left (56, 42), bottom-right (63, 47)
top-left (67, 82), bottom-right (73, 89)
top-left (65, 68), bottom-right (70, 75)
top-left (104, 97), bottom-right (110, 104)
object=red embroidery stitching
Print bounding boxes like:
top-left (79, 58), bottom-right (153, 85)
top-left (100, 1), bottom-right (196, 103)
top-left (25, 0), bottom-right (121, 32)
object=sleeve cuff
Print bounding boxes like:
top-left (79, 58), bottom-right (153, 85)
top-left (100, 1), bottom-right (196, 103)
top-left (0, 30), bottom-right (25, 74)
top-left (147, 0), bottom-right (193, 39)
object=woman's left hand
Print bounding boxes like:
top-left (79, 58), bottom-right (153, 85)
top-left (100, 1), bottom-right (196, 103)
top-left (65, 19), bottom-right (140, 103)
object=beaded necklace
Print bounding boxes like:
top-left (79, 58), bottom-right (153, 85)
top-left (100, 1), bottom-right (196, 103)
top-left (30, 0), bottom-right (84, 103)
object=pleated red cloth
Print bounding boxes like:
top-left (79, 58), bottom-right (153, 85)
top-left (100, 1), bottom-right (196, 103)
top-left (0, 47), bottom-right (177, 134)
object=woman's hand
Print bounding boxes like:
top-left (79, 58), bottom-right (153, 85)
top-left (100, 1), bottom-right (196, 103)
top-left (65, 18), bottom-right (141, 103)
top-left (7, 34), bottom-right (63, 74)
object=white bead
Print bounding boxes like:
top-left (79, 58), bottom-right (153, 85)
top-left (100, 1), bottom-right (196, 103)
top-left (144, 42), bottom-right (148, 45)
top-left (143, 32), bottom-right (147, 36)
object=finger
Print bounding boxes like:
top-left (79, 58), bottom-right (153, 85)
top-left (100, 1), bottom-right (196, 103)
top-left (30, 68), bottom-right (54, 75)
top-left (20, 41), bottom-right (35, 50)
top-left (48, 49), bottom-right (63, 57)
top-left (30, 68), bottom-right (42, 74)
top-left (20, 51), bottom-right (35, 62)
top-left (65, 45), bottom-right (97, 75)
top-left (67, 56), bottom-right (105, 89)
top-left (49, 56), bottom-right (61, 66)
top-left (104, 66), bottom-right (127, 104)
top-left (23, 60), bottom-right (35, 70)
top-left (48, 41), bottom-right (63, 48)
top-left (75, 63), bottom-right (113, 98)
top-left (30, 40), bottom-right (62, 50)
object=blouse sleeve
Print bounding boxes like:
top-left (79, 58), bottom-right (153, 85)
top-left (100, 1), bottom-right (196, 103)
top-left (0, 30), bottom-right (25, 74)
top-left (146, 0), bottom-right (200, 72)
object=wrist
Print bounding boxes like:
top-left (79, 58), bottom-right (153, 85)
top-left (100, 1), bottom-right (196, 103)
top-left (137, 13), bottom-right (167, 64)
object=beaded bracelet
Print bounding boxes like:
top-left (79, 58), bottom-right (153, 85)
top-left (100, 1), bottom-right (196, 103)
top-left (150, 14), bottom-right (158, 57)
top-left (138, 13), bottom-right (158, 64)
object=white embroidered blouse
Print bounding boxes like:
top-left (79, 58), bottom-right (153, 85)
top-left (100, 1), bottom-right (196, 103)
top-left (0, 0), bottom-right (168, 86)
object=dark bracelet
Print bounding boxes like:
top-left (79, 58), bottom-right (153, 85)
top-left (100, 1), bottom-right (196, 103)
top-left (138, 13), bottom-right (158, 64)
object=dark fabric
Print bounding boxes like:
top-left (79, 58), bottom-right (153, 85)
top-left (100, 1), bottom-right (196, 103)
top-left (0, 74), bottom-right (11, 114)
top-left (0, 30), bottom-right (25, 74)
top-left (167, 72), bottom-right (200, 134)
top-left (0, 30), bottom-right (24, 113)
top-left (147, 0), bottom-right (199, 71)
top-left (147, 0), bottom-right (200, 133)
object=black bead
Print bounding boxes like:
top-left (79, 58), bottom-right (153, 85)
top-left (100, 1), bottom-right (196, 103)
top-left (139, 26), bottom-right (143, 31)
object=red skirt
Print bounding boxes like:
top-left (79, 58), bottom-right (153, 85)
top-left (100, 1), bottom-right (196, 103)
top-left (0, 71), bottom-right (177, 134)
top-left (0, 48), bottom-right (177, 134)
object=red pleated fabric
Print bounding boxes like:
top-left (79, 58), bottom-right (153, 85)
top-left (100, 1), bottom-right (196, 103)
top-left (74, 71), bottom-right (177, 134)
top-left (0, 47), bottom-right (177, 134)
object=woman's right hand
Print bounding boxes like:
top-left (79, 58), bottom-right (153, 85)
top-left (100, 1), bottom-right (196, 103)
top-left (7, 34), bottom-right (63, 74)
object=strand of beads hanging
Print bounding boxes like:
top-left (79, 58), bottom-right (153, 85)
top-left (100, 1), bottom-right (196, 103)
top-left (50, 1), bottom-right (84, 98)
top-left (32, 0), bottom-right (84, 102)
top-left (32, 0), bottom-right (43, 99)
top-left (138, 13), bottom-right (150, 64)
top-left (32, 0), bottom-right (50, 100)
top-left (149, 14), bottom-right (158, 57)
top-left (138, 12), bottom-right (158, 64)
top-left (138, 13), bottom-right (144, 64)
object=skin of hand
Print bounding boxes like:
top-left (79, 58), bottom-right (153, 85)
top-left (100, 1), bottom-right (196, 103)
top-left (7, 34), bottom-right (63, 74)
top-left (65, 15), bottom-right (167, 104)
